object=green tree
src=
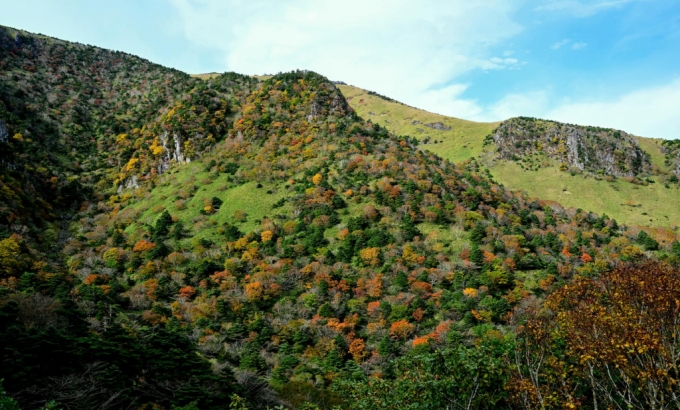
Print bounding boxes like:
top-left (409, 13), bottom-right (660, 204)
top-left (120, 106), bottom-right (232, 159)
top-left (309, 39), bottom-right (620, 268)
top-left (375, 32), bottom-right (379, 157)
top-left (318, 302), bottom-right (334, 318)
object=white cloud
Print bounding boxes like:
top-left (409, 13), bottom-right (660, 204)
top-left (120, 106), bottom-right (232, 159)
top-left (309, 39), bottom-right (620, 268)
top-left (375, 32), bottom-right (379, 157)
top-left (550, 39), bottom-right (571, 49)
top-left (550, 39), bottom-right (587, 51)
top-left (478, 90), bottom-right (551, 121)
top-left (488, 57), bottom-right (520, 68)
top-left (415, 84), bottom-right (484, 120)
top-left (544, 78), bottom-right (680, 139)
top-left (474, 78), bottom-right (680, 140)
top-left (169, 0), bottom-right (524, 118)
top-left (535, 0), bottom-right (646, 17)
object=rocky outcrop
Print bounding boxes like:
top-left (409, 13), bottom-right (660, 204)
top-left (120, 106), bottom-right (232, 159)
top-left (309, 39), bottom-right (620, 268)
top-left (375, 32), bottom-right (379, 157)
top-left (492, 117), bottom-right (651, 177)
top-left (424, 121), bottom-right (452, 131)
top-left (661, 140), bottom-right (680, 176)
top-left (0, 119), bottom-right (8, 143)
top-left (307, 77), bottom-right (352, 122)
top-left (117, 174), bottom-right (139, 193)
top-left (156, 131), bottom-right (191, 175)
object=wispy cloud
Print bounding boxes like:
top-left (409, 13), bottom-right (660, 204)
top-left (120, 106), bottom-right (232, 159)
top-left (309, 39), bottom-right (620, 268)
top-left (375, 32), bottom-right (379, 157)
top-left (168, 0), bottom-right (678, 138)
top-left (488, 57), bottom-right (520, 68)
top-left (545, 78), bottom-right (680, 139)
top-left (482, 90), bottom-right (550, 121)
top-left (550, 39), bottom-right (571, 49)
top-left (481, 78), bottom-right (680, 139)
top-left (535, 0), bottom-right (646, 17)
top-left (550, 39), bottom-right (587, 50)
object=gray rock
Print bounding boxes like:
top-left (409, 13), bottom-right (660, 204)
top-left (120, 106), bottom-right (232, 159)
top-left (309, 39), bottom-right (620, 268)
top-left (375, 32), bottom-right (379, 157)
top-left (0, 119), bottom-right (8, 143)
top-left (424, 122), bottom-right (451, 131)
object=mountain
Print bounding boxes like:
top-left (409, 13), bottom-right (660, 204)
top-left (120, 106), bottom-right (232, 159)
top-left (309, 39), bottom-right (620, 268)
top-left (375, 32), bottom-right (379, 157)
top-left (1, 25), bottom-right (680, 410)
top-left (338, 84), bottom-right (680, 228)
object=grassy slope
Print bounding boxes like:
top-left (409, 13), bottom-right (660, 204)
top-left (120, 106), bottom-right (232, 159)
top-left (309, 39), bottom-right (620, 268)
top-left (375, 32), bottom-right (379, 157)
top-left (490, 161), bottom-right (680, 228)
top-left (337, 85), bottom-right (498, 163)
top-left (337, 84), bottom-right (680, 228)
top-left (636, 136), bottom-right (668, 169)
top-left (190, 73), bottom-right (221, 80)
top-left (123, 162), bottom-right (293, 241)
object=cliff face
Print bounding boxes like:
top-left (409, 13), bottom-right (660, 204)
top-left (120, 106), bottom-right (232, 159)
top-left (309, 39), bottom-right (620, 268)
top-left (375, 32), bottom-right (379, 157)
top-left (491, 117), bottom-right (651, 177)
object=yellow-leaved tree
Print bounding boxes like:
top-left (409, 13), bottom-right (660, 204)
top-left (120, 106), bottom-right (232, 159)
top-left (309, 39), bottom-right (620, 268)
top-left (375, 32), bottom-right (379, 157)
top-left (0, 237), bottom-right (21, 276)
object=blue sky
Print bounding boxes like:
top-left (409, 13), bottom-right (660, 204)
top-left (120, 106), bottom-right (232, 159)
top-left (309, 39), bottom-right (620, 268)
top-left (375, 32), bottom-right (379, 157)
top-left (1, 0), bottom-right (679, 139)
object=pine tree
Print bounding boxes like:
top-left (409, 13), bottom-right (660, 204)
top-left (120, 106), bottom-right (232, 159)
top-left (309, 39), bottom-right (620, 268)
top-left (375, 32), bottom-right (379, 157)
top-left (395, 271), bottom-right (408, 290)
top-left (324, 249), bottom-right (336, 264)
top-left (673, 241), bottom-right (680, 257)
top-left (318, 302), bottom-right (334, 318)
top-left (324, 349), bottom-right (343, 370)
top-left (401, 214), bottom-right (421, 241)
top-left (342, 360), bottom-right (366, 381)
top-left (154, 210), bottom-right (173, 237)
top-left (470, 243), bottom-right (483, 265)
top-left (318, 279), bottom-right (329, 296)
top-left (470, 223), bottom-right (485, 245)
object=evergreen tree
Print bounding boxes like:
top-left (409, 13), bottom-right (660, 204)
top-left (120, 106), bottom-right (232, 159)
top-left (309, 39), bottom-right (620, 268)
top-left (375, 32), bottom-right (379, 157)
top-left (470, 243), bottom-right (483, 265)
top-left (170, 221), bottom-right (187, 240)
top-left (154, 210), bottom-right (173, 237)
top-left (401, 214), bottom-right (421, 241)
top-left (318, 302), bottom-right (334, 318)
top-left (342, 360), bottom-right (366, 381)
top-left (324, 349), bottom-right (343, 370)
top-left (395, 271), bottom-right (408, 290)
top-left (673, 241), bottom-right (680, 257)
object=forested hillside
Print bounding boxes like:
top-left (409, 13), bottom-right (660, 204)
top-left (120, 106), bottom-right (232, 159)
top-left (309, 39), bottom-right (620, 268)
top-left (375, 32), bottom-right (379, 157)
top-left (2, 26), bottom-right (680, 410)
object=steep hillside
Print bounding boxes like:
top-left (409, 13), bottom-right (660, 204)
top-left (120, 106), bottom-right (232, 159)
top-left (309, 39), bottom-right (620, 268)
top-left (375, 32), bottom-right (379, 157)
top-left (338, 85), bottom-right (680, 228)
top-left (662, 138), bottom-right (680, 175)
top-left (87, 70), bottom-right (679, 408)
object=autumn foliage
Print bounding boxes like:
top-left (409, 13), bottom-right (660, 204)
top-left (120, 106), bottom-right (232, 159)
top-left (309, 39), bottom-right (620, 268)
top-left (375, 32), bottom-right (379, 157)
top-left (390, 320), bottom-right (416, 340)
top-left (511, 261), bottom-right (680, 409)
top-left (133, 239), bottom-right (156, 252)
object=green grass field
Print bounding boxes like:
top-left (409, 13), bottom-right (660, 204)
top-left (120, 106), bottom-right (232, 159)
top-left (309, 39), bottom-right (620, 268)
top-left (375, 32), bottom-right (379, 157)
top-left (635, 136), bottom-right (668, 169)
top-left (189, 73), bottom-right (221, 80)
top-left (490, 161), bottom-right (680, 228)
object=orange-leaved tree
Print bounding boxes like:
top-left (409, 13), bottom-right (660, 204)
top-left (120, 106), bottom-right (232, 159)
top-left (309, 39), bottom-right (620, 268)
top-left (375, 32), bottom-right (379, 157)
top-left (390, 320), bottom-right (415, 340)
